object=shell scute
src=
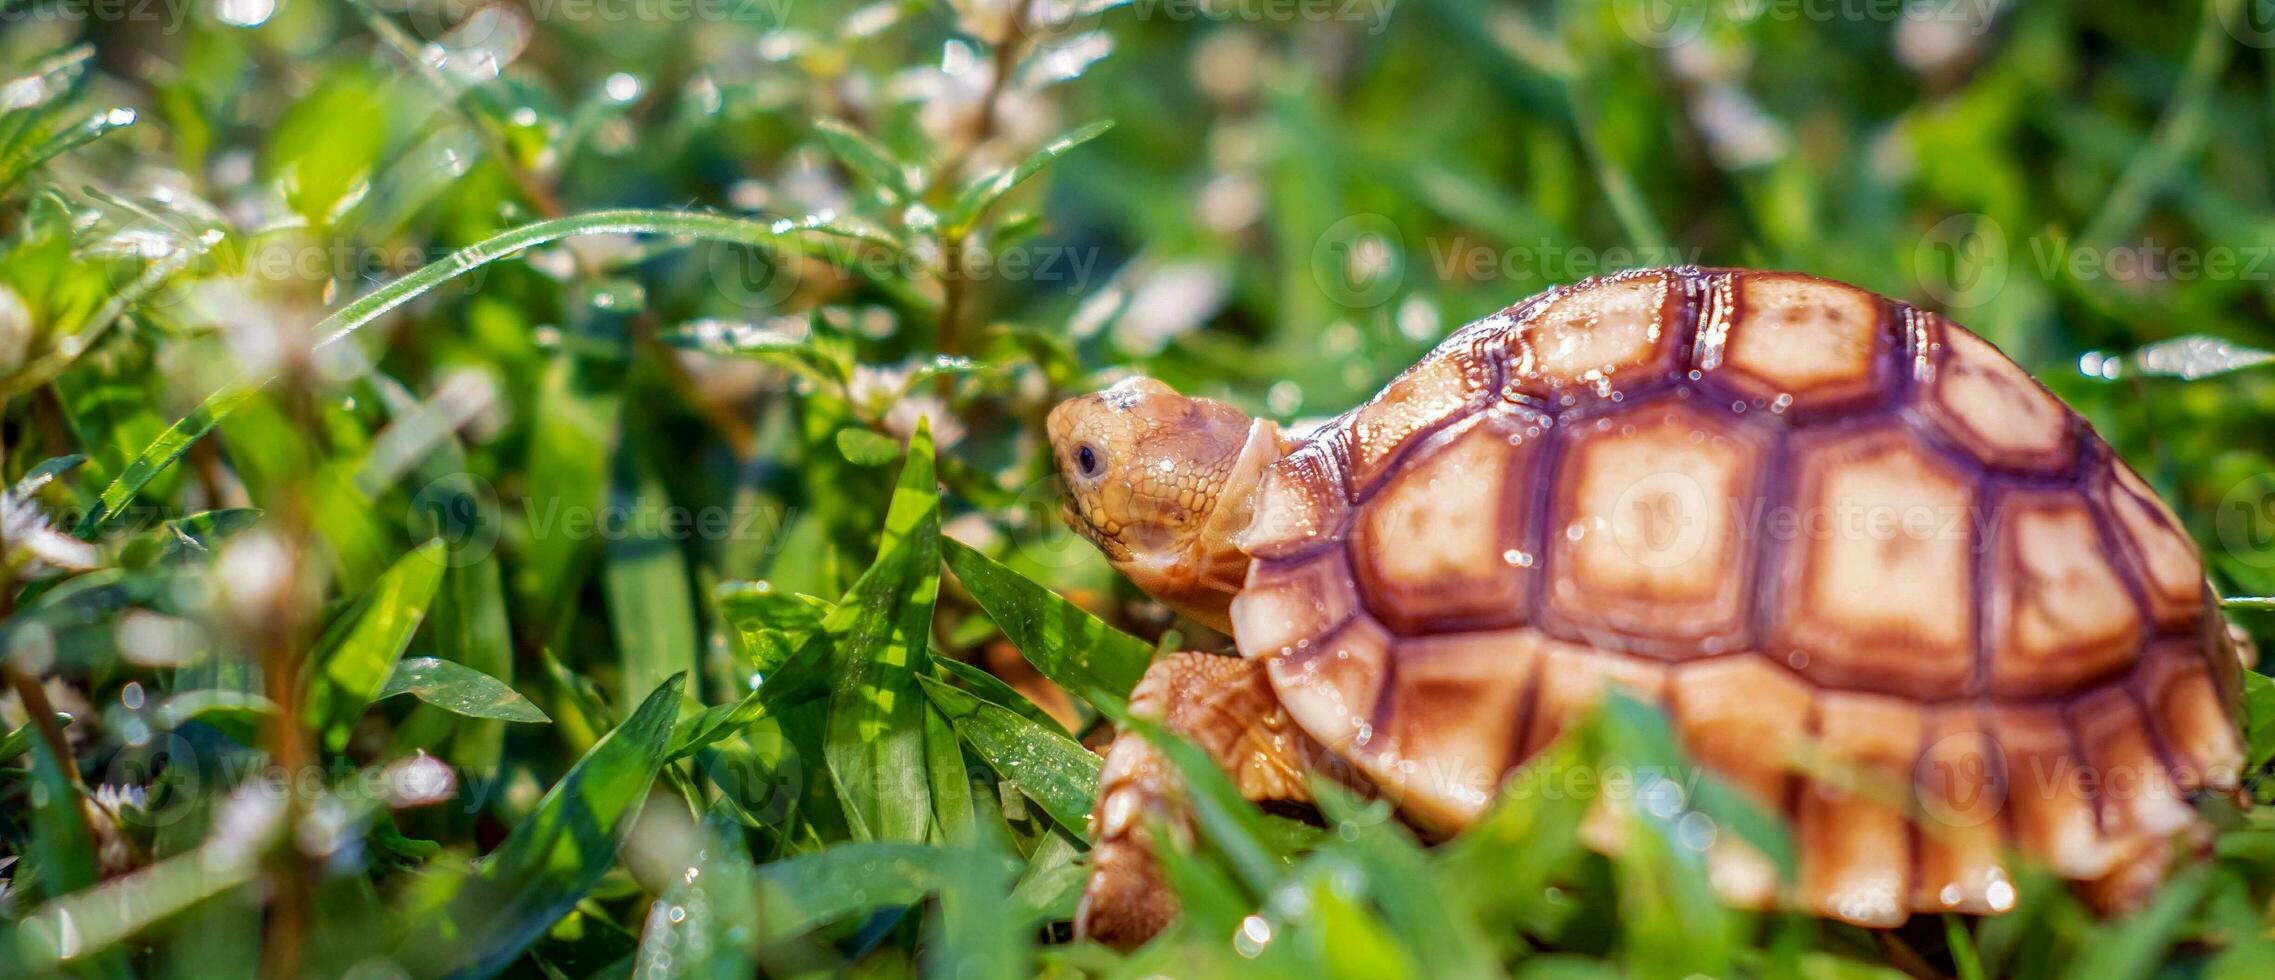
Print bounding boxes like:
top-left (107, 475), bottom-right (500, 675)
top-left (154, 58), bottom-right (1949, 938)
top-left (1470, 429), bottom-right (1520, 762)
top-left (1231, 553), bottom-right (1359, 659)
top-left (1705, 272), bottom-right (1890, 412)
top-left (1768, 425), bottom-right (1978, 697)
top-left (2138, 644), bottom-right (2244, 791)
top-left (1241, 436), bottom-right (1353, 561)
top-left (1352, 410), bottom-right (1547, 634)
top-left (1508, 269), bottom-right (1689, 400)
top-left (1670, 655), bottom-right (1810, 805)
top-left (2068, 685), bottom-right (2192, 842)
top-left (1984, 492), bottom-right (2143, 697)
top-left (1344, 328), bottom-right (1499, 493)
top-left (1921, 322), bottom-right (2075, 473)
top-left (2101, 466), bottom-right (2207, 628)
top-left (1912, 708), bottom-right (2012, 914)
top-left (1261, 614), bottom-right (1392, 757)
top-left (1989, 704), bottom-right (2118, 878)
top-left (1521, 639), bottom-right (1669, 756)
top-left (1797, 691), bottom-right (1924, 928)
top-left (1369, 630), bottom-right (1544, 828)
top-left (1543, 397), bottom-right (1769, 655)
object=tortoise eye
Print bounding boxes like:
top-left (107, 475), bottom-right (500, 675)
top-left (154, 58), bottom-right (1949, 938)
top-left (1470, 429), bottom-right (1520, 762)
top-left (1076, 445), bottom-right (1101, 477)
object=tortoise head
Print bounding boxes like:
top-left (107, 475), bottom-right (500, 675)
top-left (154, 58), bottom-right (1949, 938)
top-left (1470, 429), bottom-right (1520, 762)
top-left (1047, 377), bottom-right (1285, 633)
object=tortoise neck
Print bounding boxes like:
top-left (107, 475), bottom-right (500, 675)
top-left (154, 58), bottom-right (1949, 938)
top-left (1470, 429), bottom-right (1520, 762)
top-left (1137, 418), bottom-right (1287, 635)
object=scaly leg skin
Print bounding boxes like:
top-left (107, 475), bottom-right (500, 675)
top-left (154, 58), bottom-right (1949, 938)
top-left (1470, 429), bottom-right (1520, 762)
top-left (1076, 651), bottom-right (1316, 949)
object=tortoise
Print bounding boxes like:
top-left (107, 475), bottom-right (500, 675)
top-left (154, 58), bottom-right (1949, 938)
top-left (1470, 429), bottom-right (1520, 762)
top-left (1044, 267), bottom-right (2250, 947)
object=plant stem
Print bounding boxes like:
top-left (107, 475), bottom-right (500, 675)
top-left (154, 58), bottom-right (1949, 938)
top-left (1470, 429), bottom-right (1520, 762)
top-left (935, 9), bottom-right (1028, 364)
top-left (255, 369), bottom-right (318, 980)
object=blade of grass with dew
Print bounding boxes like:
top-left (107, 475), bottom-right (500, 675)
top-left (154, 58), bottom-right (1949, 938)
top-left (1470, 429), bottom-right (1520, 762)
top-left (376, 657), bottom-right (549, 723)
top-left (150, 509), bottom-right (261, 564)
top-left (823, 422), bottom-right (940, 843)
top-left (933, 654), bottom-right (1068, 734)
top-left (0, 103), bottom-right (138, 193)
top-left (715, 582), bottom-right (830, 673)
top-left (660, 318), bottom-right (856, 391)
top-left (0, 714), bottom-right (66, 765)
top-left (2243, 670), bottom-right (2275, 770)
top-left (947, 120), bottom-right (1113, 230)
top-left (2118, 335), bottom-right (2275, 380)
top-left (667, 627), bottom-right (837, 760)
top-left (397, 673), bottom-right (685, 978)
top-left (917, 674), bottom-right (1100, 836)
top-left (925, 704), bottom-right (978, 843)
top-left (816, 118), bottom-right (915, 202)
top-left (747, 841), bottom-right (966, 944)
top-left (519, 350), bottom-right (621, 630)
top-left (75, 208), bottom-right (892, 538)
top-left (631, 803), bottom-right (758, 980)
top-left (941, 536), bottom-right (1151, 710)
top-left (304, 539), bottom-right (448, 753)
top-left (382, 375), bottom-right (519, 770)
top-left (1309, 780), bottom-right (1502, 977)
top-left (10, 453), bottom-right (83, 495)
top-left (605, 435), bottom-right (700, 709)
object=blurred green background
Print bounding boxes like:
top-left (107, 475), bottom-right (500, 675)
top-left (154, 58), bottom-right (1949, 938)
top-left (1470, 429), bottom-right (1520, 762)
top-left (1, 0), bottom-right (2273, 976)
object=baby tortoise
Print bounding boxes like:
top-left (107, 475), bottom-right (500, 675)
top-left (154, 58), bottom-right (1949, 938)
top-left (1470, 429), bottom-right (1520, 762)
top-left (1046, 268), bottom-right (2249, 947)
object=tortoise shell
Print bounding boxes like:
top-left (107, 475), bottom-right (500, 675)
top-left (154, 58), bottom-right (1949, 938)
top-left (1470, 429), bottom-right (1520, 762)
top-left (1227, 268), bottom-right (2246, 926)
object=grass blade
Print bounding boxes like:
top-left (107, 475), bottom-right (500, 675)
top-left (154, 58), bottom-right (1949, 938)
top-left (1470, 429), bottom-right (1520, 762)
top-left (305, 540), bottom-right (448, 752)
top-left (918, 674), bottom-right (1101, 835)
top-left (823, 422), bottom-right (940, 842)
top-left (941, 536), bottom-right (1151, 709)
top-left (605, 436), bottom-right (700, 709)
top-left (377, 657), bottom-right (550, 723)
top-left (399, 672), bottom-right (686, 978)
top-left (632, 804), bottom-right (758, 980)
top-left (948, 120), bottom-right (1112, 229)
top-left (76, 209), bottom-right (888, 537)
top-left (815, 118), bottom-right (914, 201)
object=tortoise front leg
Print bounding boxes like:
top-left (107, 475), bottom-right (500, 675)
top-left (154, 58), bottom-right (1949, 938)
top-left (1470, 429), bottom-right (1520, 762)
top-left (1077, 651), bottom-right (1316, 948)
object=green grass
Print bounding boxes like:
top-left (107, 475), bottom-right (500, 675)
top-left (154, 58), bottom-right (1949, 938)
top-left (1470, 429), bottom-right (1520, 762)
top-left (1, 0), bottom-right (2274, 977)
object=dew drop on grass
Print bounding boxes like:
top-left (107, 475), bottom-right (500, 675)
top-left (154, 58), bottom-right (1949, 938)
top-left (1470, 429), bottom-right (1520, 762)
top-left (1233, 915), bottom-right (1272, 957)
top-left (215, 0), bottom-right (275, 28)
top-left (603, 72), bottom-right (643, 104)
